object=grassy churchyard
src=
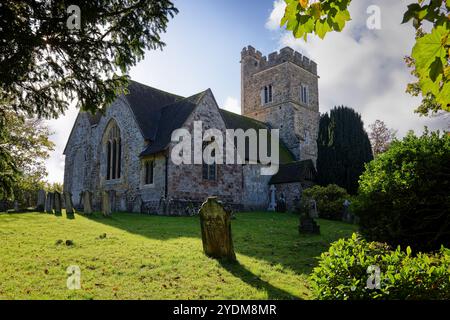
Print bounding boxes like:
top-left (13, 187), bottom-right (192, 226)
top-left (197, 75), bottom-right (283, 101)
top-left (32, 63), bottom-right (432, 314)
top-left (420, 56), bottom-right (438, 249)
top-left (0, 211), bottom-right (356, 300)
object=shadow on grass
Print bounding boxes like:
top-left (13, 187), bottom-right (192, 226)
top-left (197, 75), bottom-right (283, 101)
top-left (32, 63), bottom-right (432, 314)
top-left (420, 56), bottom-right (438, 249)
top-left (81, 211), bottom-right (357, 276)
top-left (218, 260), bottom-right (300, 300)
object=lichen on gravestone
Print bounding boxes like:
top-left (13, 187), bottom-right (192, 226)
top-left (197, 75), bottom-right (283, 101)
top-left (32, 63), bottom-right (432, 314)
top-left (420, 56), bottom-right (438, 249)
top-left (198, 197), bottom-right (236, 261)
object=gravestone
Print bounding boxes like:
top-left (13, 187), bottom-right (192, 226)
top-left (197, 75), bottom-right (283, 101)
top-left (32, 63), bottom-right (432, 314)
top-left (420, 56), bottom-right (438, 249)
top-left (267, 185), bottom-right (276, 211)
top-left (83, 191), bottom-right (93, 215)
top-left (299, 215), bottom-right (320, 235)
top-left (64, 192), bottom-right (75, 217)
top-left (199, 197), bottom-right (236, 261)
top-left (299, 200), bottom-right (320, 235)
top-left (276, 192), bottom-right (287, 213)
top-left (13, 201), bottom-right (19, 212)
top-left (53, 192), bottom-right (62, 215)
top-left (102, 191), bottom-right (113, 217)
top-left (309, 199), bottom-right (319, 218)
top-left (342, 199), bottom-right (353, 223)
top-left (45, 192), bottom-right (54, 213)
top-left (37, 189), bottom-right (46, 212)
top-left (132, 195), bottom-right (142, 213)
top-left (119, 194), bottom-right (127, 212)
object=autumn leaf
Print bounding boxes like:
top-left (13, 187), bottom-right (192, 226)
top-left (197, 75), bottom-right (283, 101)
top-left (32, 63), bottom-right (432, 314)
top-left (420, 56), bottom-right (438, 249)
top-left (299, 0), bottom-right (309, 9)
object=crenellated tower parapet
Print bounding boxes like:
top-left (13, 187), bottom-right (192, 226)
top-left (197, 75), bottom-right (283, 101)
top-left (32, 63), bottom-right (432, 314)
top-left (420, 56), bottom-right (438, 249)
top-left (240, 45), bottom-right (320, 163)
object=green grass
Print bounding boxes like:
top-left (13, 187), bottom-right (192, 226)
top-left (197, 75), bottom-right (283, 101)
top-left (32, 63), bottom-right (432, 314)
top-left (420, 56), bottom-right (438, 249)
top-left (0, 211), bottom-right (357, 300)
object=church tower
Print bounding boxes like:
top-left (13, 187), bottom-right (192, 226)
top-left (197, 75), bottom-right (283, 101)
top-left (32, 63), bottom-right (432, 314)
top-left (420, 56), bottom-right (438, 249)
top-left (240, 45), bottom-right (320, 163)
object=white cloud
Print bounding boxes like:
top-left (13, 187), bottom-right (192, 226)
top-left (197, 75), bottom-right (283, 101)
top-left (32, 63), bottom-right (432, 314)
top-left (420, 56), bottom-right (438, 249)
top-left (222, 96), bottom-right (241, 115)
top-left (266, 0), bottom-right (448, 137)
top-left (265, 0), bottom-right (286, 30)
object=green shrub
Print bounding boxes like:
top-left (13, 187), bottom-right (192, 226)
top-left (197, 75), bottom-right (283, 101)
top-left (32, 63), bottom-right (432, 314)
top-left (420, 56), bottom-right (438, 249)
top-left (354, 130), bottom-right (450, 252)
top-left (310, 233), bottom-right (450, 300)
top-left (302, 184), bottom-right (350, 220)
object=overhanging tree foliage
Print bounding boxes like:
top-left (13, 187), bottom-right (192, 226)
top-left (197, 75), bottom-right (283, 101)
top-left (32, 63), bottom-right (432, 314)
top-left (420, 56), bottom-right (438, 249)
top-left (0, 0), bottom-right (177, 198)
top-left (0, 0), bottom-right (178, 118)
top-left (317, 106), bottom-right (373, 194)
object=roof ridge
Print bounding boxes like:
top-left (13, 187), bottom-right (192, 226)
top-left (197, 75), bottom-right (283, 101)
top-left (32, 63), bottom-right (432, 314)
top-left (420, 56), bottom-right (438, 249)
top-left (219, 108), bottom-right (269, 128)
top-left (161, 89), bottom-right (208, 111)
top-left (128, 79), bottom-right (184, 100)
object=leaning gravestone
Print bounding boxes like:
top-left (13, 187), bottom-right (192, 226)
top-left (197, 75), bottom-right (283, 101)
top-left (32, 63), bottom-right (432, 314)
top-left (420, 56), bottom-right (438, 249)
top-left (53, 192), bottom-right (62, 215)
top-left (102, 191), bottom-right (112, 217)
top-left (45, 192), bottom-right (54, 214)
top-left (199, 197), bottom-right (236, 261)
top-left (37, 189), bottom-right (46, 212)
top-left (64, 192), bottom-right (75, 218)
top-left (83, 191), bottom-right (93, 215)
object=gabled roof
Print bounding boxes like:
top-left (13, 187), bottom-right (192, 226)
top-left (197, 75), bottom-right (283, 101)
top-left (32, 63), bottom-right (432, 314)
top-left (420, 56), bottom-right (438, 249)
top-left (63, 80), bottom-right (183, 155)
top-left (269, 160), bottom-right (317, 184)
top-left (124, 80), bottom-right (183, 140)
top-left (140, 91), bottom-right (207, 156)
top-left (64, 80), bottom-right (297, 164)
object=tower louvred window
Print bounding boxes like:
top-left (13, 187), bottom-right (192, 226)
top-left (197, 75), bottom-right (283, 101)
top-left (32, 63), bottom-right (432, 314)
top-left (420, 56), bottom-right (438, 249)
top-left (261, 85), bottom-right (273, 105)
top-left (301, 84), bottom-right (309, 104)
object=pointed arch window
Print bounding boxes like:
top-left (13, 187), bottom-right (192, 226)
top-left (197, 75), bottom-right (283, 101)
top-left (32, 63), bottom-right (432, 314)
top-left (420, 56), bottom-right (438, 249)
top-left (105, 122), bottom-right (121, 180)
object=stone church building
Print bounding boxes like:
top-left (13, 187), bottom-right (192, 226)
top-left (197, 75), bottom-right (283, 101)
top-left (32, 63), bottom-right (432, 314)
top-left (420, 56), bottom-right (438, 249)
top-left (63, 46), bottom-right (319, 215)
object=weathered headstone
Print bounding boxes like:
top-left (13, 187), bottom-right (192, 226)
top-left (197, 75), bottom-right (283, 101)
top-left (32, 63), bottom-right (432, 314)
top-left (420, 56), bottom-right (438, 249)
top-left (45, 192), bottom-right (54, 213)
top-left (132, 195), bottom-right (142, 213)
top-left (298, 215), bottom-right (320, 235)
top-left (53, 192), bottom-right (62, 215)
top-left (119, 194), bottom-right (127, 212)
top-left (309, 199), bottom-right (319, 219)
top-left (342, 199), bottom-right (353, 223)
top-left (276, 192), bottom-right (287, 213)
top-left (37, 189), bottom-right (46, 212)
top-left (267, 185), bottom-right (276, 211)
top-left (13, 200), bottom-right (19, 212)
top-left (64, 192), bottom-right (75, 217)
top-left (83, 191), bottom-right (93, 215)
top-left (199, 197), bottom-right (236, 261)
top-left (102, 191), bottom-right (112, 217)
top-left (79, 191), bottom-right (84, 208)
top-left (299, 200), bottom-right (320, 235)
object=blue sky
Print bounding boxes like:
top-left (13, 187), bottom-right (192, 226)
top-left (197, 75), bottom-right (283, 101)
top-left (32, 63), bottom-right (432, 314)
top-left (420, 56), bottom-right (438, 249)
top-left (129, 0), bottom-right (278, 109)
top-left (45, 0), bottom-right (448, 183)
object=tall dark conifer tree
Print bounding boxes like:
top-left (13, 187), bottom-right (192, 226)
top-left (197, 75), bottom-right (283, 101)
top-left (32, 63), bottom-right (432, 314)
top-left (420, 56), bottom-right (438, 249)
top-left (317, 106), bottom-right (373, 194)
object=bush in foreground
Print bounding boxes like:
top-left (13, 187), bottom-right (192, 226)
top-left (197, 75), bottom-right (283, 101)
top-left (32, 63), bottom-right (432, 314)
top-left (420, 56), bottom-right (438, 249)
top-left (302, 184), bottom-right (350, 220)
top-left (310, 234), bottom-right (450, 300)
top-left (354, 130), bottom-right (450, 252)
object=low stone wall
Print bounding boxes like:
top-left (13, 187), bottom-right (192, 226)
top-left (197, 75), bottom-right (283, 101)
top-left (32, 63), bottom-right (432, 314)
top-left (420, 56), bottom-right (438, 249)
top-left (142, 198), bottom-right (242, 216)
